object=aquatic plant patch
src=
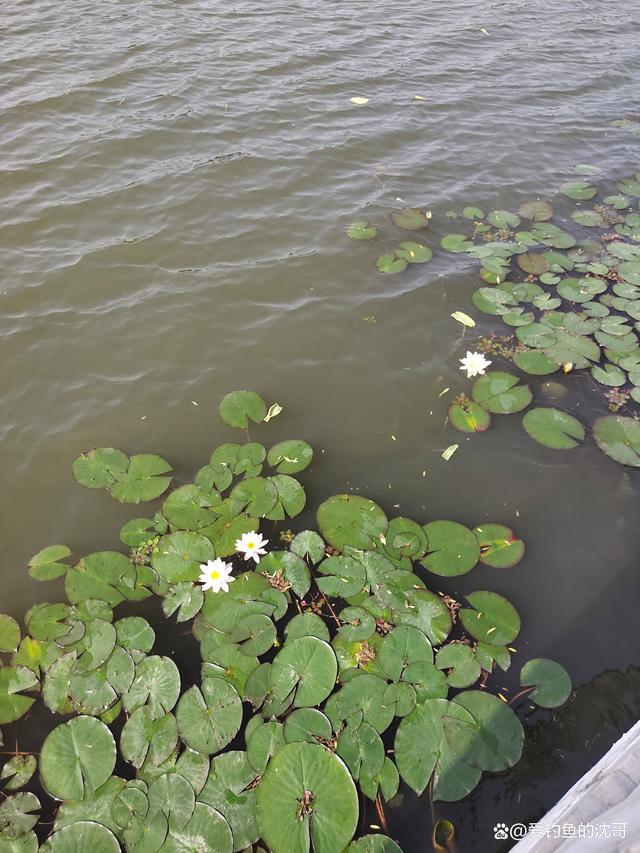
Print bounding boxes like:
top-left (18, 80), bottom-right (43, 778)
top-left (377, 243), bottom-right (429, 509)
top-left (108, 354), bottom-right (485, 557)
top-left (0, 391), bottom-right (570, 852)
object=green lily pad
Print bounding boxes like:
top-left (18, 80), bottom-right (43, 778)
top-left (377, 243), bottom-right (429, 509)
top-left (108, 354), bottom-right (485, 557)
top-left (317, 495), bottom-right (387, 552)
top-left (316, 555), bottom-right (366, 598)
top-left (513, 350), bottom-right (560, 375)
top-left (40, 716), bottom-right (116, 800)
top-left (255, 742), bottom-right (359, 853)
top-left (376, 253), bottom-right (407, 274)
top-left (337, 722), bottom-right (385, 781)
top-left (471, 372), bottom-right (532, 414)
top-left (267, 440), bottom-right (313, 474)
top-left (452, 690), bottom-right (524, 771)
top-left (0, 793), bottom-right (40, 838)
top-left (522, 408), bottom-right (585, 449)
top-left (219, 391), bottom-right (268, 428)
top-left (265, 474), bottom-right (306, 519)
top-left (473, 524), bottom-right (525, 568)
top-left (175, 676), bottom-right (242, 754)
top-left (421, 521), bottom-right (480, 577)
top-left (448, 400), bottom-right (491, 433)
top-left (591, 363), bottom-right (626, 386)
top-left (593, 416), bottom-right (640, 466)
top-left (27, 545), bottom-right (72, 581)
top-left (151, 532), bottom-right (214, 583)
top-left (391, 208), bottom-right (430, 230)
top-left (0, 755), bottom-right (37, 792)
top-left (378, 626), bottom-right (433, 681)
top-left (463, 206), bottom-right (484, 220)
top-left (395, 242), bottom-right (433, 263)
top-left (65, 551), bottom-right (137, 607)
top-left (560, 181), bottom-right (597, 200)
top-left (487, 210), bottom-right (520, 229)
top-left (120, 708), bottom-right (178, 769)
top-left (0, 616), bottom-right (20, 653)
top-left (520, 658), bottom-right (572, 708)
top-left (146, 772), bottom-right (194, 832)
top-left (557, 276), bottom-right (606, 303)
top-left (0, 667), bottom-right (38, 724)
top-left (122, 655), bottom-right (181, 718)
top-left (285, 613), bottom-right (330, 643)
top-left (518, 201), bottom-right (553, 221)
top-left (441, 234), bottom-right (473, 253)
top-left (283, 708), bottom-right (333, 744)
top-left (199, 751), bottom-right (260, 851)
top-left (290, 531), bottom-right (326, 564)
top-left (231, 477), bottom-right (278, 517)
top-left (517, 253), bottom-right (549, 275)
top-left (108, 454), bottom-right (172, 503)
top-left (41, 822), bottom-right (120, 853)
top-left (271, 637), bottom-right (337, 708)
top-left (331, 674), bottom-right (395, 734)
top-left (349, 836), bottom-right (403, 853)
top-left (347, 221), bottom-right (378, 240)
top-left (162, 485), bottom-right (219, 530)
top-left (161, 803), bottom-right (233, 853)
top-left (460, 591), bottom-right (520, 645)
top-left (435, 644), bottom-right (481, 688)
top-left (72, 448), bottom-right (129, 489)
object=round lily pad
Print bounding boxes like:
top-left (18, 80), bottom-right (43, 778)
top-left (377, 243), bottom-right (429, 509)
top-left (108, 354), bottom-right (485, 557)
top-left (395, 242), bottom-right (433, 263)
top-left (199, 751), bottom-right (260, 851)
top-left (72, 448), bottom-right (129, 489)
top-left (270, 637), bottom-right (337, 708)
top-left (109, 455), bottom-right (172, 504)
top-left (0, 615), bottom-right (20, 653)
top-left (376, 253), bottom-right (407, 274)
top-left (219, 391), bottom-right (267, 428)
top-left (151, 532), bottom-right (214, 583)
top-left (391, 208), bottom-right (430, 230)
top-left (435, 644), bottom-right (481, 688)
top-left (161, 803), bottom-right (233, 853)
top-left (472, 372), bottom-right (532, 414)
top-left (518, 201), bottom-right (553, 222)
top-left (421, 521), bottom-right (480, 577)
top-left (267, 440), bottom-right (313, 474)
top-left (522, 408), bottom-right (585, 450)
top-left (40, 716), bottom-right (116, 800)
top-left (27, 545), bottom-right (72, 581)
top-left (560, 181), bottom-right (597, 200)
top-left (513, 350), bottom-right (560, 376)
top-left (460, 591), bottom-right (520, 645)
top-left (317, 495), bottom-right (388, 551)
top-left (41, 822), bottom-right (120, 853)
top-left (347, 221), bottom-right (378, 240)
top-left (175, 677), bottom-right (242, 754)
top-left (520, 658), bottom-right (572, 708)
top-left (448, 401), bottom-right (491, 433)
top-left (255, 742), bottom-right (359, 853)
top-left (593, 416), bottom-right (640, 466)
top-left (517, 253), bottom-right (549, 275)
top-left (473, 524), bottom-right (525, 568)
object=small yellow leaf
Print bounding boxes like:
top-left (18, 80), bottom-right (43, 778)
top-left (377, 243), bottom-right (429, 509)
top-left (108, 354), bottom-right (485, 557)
top-left (451, 311), bottom-right (476, 328)
top-left (563, 362), bottom-right (573, 374)
top-left (441, 444), bottom-right (459, 461)
top-left (438, 387), bottom-right (450, 397)
top-left (414, 95), bottom-right (426, 100)
top-left (350, 96), bottom-right (369, 105)
top-left (263, 403), bottom-right (283, 422)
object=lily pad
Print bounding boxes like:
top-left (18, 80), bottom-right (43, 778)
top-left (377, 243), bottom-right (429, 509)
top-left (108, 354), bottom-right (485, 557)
top-left (395, 242), bottom-right (433, 263)
top-left (317, 495), bottom-right (387, 552)
top-left (255, 742), bottom-right (359, 853)
top-left (41, 822), bottom-right (120, 853)
top-left (513, 350), bottom-right (560, 376)
top-left (271, 637), bottom-right (337, 708)
top-left (472, 372), bottom-right (532, 414)
top-left (109, 454), bottom-right (172, 504)
top-left (520, 658), bottom-right (572, 708)
top-left (0, 616), bottom-right (20, 653)
top-left (72, 448), bottom-right (129, 489)
top-left (347, 221), bottom-right (378, 240)
top-left (267, 440), bottom-right (313, 474)
top-left (290, 531), bottom-right (326, 564)
top-left (161, 803), bottom-right (233, 853)
top-left (175, 677), bottom-right (242, 754)
top-left (391, 208), bottom-right (430, 230)
top-left (151, 532), bottom-right (214, 583)
top-left (518, 201), bottom-right (553, 222)
top-left (27, 545), bottom-right (72, 581)
top-left (593, 416), bottom-right (640, 466)
top-left (448, 400), bottom-right (491, 433)
top-left (460, 591), bottom-right (520, 645)
top-left (40, 716), bottom-right (116, 801)
top-left (0, 667), bottom-right (38, 724)
top-left (487, 210), bottom-right (520, 229)
top-left (199, 751), bottom-right (260, 851)
top-left (0, 755), bottom-right (37, 792)
top-left (376, 253), bottom-right (407, 274)
top-left (473, 524), bottom-right (525, 568)
top-left (421, 521), bottom-right (480, 577)
top-left (560, 181), bottom-right (597, 200)
top-left (522, 408), bottom-right (585, 450)
top-left (435, 644), bottom-right (481, 689)
top-left (517, 253), bottom-right (549, 275)
top-left (219, 391), bottom-right (268, 428)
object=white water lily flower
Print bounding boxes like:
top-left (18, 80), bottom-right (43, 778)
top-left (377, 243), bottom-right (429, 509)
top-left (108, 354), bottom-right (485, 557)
top-left (235, 531), bottom-right (269, 563)
top-left (199, 558), bottom-right (235, 593)
top-left (459, 350), bottom-right (492, 378)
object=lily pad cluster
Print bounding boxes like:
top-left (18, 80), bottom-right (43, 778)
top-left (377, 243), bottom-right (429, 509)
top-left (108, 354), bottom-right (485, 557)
top-left (1, 392), bottom-right (571, 852)
top-left (442, 170), bottom-right (640, 465)
top-left (347, 208), bottom-right (433, 274)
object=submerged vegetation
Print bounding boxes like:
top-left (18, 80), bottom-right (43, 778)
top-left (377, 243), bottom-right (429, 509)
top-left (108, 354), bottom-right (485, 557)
top-left (0, 391), bottom-right (570, 852)
top-left (349, 167), bottom-right (640, 466)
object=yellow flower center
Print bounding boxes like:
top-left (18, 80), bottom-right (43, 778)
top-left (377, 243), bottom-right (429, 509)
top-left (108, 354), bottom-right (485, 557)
top-left (210, 569), bottom-right (220, 579)
top-left (246, 541), bottom-right (255, 549)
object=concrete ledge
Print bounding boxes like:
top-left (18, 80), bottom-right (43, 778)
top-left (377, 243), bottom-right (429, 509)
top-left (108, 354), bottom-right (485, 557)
top-left (513, 719), bottom-right (640, 852)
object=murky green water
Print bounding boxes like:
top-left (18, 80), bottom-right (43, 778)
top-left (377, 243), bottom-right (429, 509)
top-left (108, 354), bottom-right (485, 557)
top-left (2, 2), bottom-right (640, 849)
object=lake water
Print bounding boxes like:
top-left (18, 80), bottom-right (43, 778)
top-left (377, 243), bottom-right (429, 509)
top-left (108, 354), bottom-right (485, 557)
top-left (2, 1), bottom-right (640, 849)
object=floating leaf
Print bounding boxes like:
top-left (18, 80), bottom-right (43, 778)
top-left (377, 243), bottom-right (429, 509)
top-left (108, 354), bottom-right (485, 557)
top-left (40, 716), bottom-right (116, 800)
top-left (522, 408), bottom-right (585, 449)
top-left (317, 495), bottom-right (388, 552)
top-left (593, 416), bottom-right (640, 466)
top-left (0, 616), bottom-right (20, 653)
top-left (487, 210), bottom-right (520, 229)
top-left (376, 253), bottom-right (407, 274)
top-left (0, 755), bottom-right (37, 792)
top-left (199, 751), bottom-right (259, 851)
top-left (122, 655), bottom-right (181, 718)
top-left (435, 644), bottom-right (481, 689)
top-left (591, 363), bottom-right (626, 387)
top-left (163, 802), bottom-right (233, 853)
top-left (347, 221), bottom-right (377, 240)
top-left (151, 532), bottom-right (214, 583)
top-left (517, 252), bottom-right (549, 275)
top-left (448, 401), bottom-right (490, 434)
top-left (460, 591), bottom-right (520, 645)
top-left (391, 208), bottom-right (431, 230)
top-left (0, 792), bottom-right (40, 838)
top-left (72, 448), bottom-right (129, 489)
top-left (471, 372), bottom-right (532, 414)
top-left (255, 742), bottom-right (359, 853)
top-left (290, 531), bottom-right (326, 564)
top-left (441, 234), bottom-right (473, 253)
top-left (473, 524), bottom-right (525, 568)
top-left (120, 708), bottom-right (178, 769)
top-left (520, 658), bottom-right (572, 708)
top-left (462, 207), bottom-right (484, 221)
top-left (271, 637), bottom-right (337, 708)
top-left (27, 545), bottom-right (72, 581)
top-left (518, 201), bottom-right (553, 222)
top-left (512, 350), bottom-right (560, 376)
top-left (450, 311), bottom-right (476, 328)
top-left (421, 521), bottom-right (480, 577)
top-left (0, 667), bottom-right (38, 724)
top-left (560, 181), bottom-right (597, 200)
top-left (267, 440), bottom-right (313, 474)
top-left (176, 677), bottom-right (242, 754)
top-left (395, 242), bottom-right (433, 263)
top-left (350, 96), bottom-right (369, 105)
top-left (348, 835), bottom-right (403, 852)
top-left (219, 391), bottom-right (268, 429)
top-left (441, 444), bottom-right (458, 461)
top-left (109, 454), bottom-right (172, 504)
